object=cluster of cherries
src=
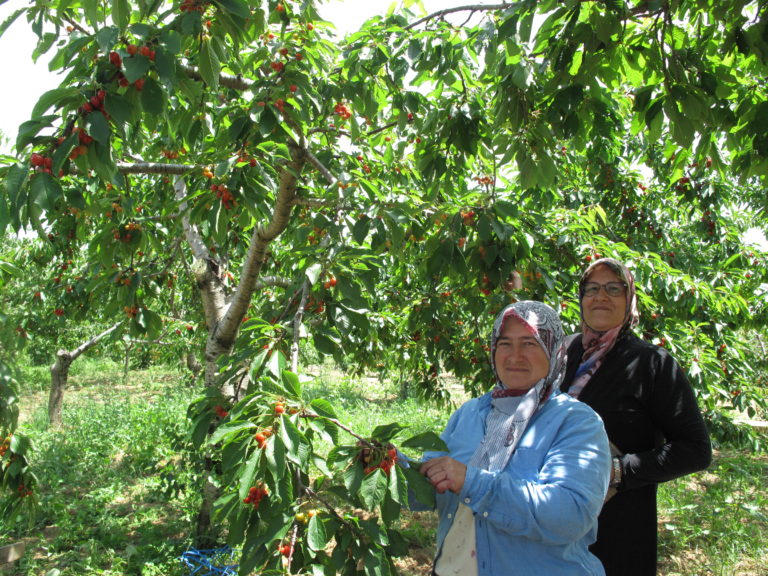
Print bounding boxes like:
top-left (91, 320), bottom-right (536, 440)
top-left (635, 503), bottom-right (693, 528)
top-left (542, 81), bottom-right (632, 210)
top-left (180, 0), bottom-right (209, 12)
top-left (253, 427), bottom-right (273, 449)
top-left (362, 445), bottom-right (399, 475)
top-left (17, 483), bottom-right (33, 498)
top-left (334, 102), bottom-right (352, 120)
top-left (113, 221), bottom-right (142, 243)
top-left (123, 305), bottom-right (140, 318)
top-left (243, 483), bottom-right (269, 508)
top-left (211, 184), bottom-right (236, 210)
top-left (0, 436), bottom-right (10, 457)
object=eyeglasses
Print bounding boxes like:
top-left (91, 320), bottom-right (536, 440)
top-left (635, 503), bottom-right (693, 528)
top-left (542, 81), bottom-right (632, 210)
top-left (582, 281), bottom-right (627, 298)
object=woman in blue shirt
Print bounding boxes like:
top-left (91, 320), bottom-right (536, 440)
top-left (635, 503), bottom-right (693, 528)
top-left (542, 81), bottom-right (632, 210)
top-left (420, 301), bottom-right (611, 575)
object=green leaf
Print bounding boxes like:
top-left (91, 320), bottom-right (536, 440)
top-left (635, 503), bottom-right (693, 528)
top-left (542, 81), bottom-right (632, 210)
top-left (313, 330), bottom-right (341, 355)
top-left (238, 448), bottom-right (262, 500)
top-left (380, 489), bottom-right (401, 526)
top-left (111, 0), bottom-right (131, 30)
top-left (307, 514), bottom-right (329, 551)
top-left (343, 462), bottom-right (364, 495)
top-left (388, 463), bottom-right (408, 505)
top-left (278, 414), bottom-right (307, 465)
top-left (360, 469), bottom-right (389, 510)
top-left (9, 433), bottom-right (31, 455)
top-left (86, 112), bottom-right (112, 145)
top-left (370, 423), bottom-right (406, 442)
top-left (199, 38), bottom-right (221, 90)
top-left (306, 262), bottom-right (323, 284)
top-left (15, 116), bottom-right (58, 150)
top-left (400, 431), bottom-right (447, 453)
top-left (265, 430), bottom-right (286, 481)
top-left (189, 411), bottom-right (215, 449)
top-left (4, 164), bottom-right (28, 223)
top-left (103, 91), bottom-right (136, 127)
top-left (402, 466), bottom-right (435, 508)
top-left (140, 77), bottom-right (166, 117)
top-left (136, 307), bottom-right (163, 337)
top-left (30, 172), bottom-right (62, 212)
top-left (123, 55), bottom-right (151, 83)
top-left (0, 260), bottom-right (21, 276)
top-left (216, 0), bottom-right (251, 19)
top-left (309, 398), bottom-right (337, 420)
top-left (280, 370), bottom-right (302, 399)
top-left (208, 422), bottom-right (254, 445)
top-left (363, 546), bottom-right (391, 576)
top-left (95, 26), bottom-right (119, 51)
top-left (31, 88), bottom-right (81, 120)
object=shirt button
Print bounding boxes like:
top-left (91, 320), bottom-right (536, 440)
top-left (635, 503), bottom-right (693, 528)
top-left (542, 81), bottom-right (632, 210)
top-left (447, 513), bottom-right (452, 519)
top-left (483, 511), bottom-right (488, 517)
top-left (464, 498), bottom-right (471, 504)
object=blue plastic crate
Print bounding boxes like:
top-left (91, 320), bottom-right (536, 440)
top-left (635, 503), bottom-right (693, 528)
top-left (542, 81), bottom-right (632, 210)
top-left (179, 546), bottom-right (239, 576)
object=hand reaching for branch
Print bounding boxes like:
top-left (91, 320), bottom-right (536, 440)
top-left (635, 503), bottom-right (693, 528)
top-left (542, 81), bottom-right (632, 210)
top-left (420, 455), bottom-right (467, 494)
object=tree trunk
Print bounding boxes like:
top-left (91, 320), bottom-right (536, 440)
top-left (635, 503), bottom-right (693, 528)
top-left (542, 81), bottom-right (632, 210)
top-left (48, 350), bottom-right (73, 428)
top-left (176, 140), bottom-right (310, 546)
top-left (47, 322), bottom-right (122, 428)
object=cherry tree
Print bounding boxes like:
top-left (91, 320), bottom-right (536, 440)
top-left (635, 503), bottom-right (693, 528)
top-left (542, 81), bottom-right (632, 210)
top-left (0, 0), bottom-right (766, 572)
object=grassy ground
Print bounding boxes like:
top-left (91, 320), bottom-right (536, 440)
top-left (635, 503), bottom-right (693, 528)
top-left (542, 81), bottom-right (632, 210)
top-left (0, 358), bottom-right (765, 575)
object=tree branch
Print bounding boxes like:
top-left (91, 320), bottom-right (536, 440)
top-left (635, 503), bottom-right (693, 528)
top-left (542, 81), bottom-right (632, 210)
top-left (179, 63), bottom-right (256, 91)
top-left (67, 321), bottom-right (123, 361)
top-left (404, 3), bottom-right (511, 30)
top-left (118, 161), bottom-right (196, 175)
top-left (210, 141), bottom-right (307, 354)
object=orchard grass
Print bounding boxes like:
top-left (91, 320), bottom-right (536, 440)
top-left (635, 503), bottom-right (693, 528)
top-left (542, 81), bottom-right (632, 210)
top-left (0, 358), bottom-right (763, 575)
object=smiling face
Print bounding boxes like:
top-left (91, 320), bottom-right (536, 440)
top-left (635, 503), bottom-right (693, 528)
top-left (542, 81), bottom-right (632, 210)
top-left (493, 316), bottom-right (549, 391)
top-left (581, 264), bottom-right (628, 332)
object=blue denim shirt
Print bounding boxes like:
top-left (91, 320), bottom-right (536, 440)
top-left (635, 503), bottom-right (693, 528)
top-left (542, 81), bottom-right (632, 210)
top-left (427, 391), bottom-right (610, 576)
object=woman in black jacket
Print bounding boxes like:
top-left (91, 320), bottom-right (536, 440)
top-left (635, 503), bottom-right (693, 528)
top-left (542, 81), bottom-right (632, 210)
top-left (561, 257), bottom-right (712, 576)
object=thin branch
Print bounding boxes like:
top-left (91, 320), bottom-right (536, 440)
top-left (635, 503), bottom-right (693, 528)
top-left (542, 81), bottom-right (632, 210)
top-left (257, 275), bottom-right (292, 289)
top-left (291, 279), bottom-right (311, 373)
top-left (304, 149), bottom-right (336, 185)
top-left (404, 3), bottom-right (511, 31)
top-left (179, 63), bottom-right (257, 91)
top-left (301, 410), bottom-right (372, 446)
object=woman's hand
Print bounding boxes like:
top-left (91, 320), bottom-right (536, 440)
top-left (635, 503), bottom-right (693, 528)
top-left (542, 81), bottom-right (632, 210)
top-left (420, 456), bottom-right (467, 494)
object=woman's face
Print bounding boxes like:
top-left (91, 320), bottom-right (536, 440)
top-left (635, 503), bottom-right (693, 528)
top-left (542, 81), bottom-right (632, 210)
top-left (581, 264), bottom-right (628, 332)
top-left (494, 317), bottom-right (549, 391)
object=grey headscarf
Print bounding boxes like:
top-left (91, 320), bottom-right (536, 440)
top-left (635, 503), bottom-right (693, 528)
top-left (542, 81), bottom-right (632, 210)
top-left (470, 301), bottom-right (566, 472)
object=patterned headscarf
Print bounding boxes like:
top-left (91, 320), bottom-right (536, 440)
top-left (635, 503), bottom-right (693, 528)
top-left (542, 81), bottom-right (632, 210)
top-left (471, 301), bottom-right (566, 472)
top-left (567, 258), bottom-right (638, 399)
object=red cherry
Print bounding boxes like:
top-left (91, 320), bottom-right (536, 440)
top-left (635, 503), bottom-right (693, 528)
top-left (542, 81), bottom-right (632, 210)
top-left (109, 51), bottom-right (122, 67)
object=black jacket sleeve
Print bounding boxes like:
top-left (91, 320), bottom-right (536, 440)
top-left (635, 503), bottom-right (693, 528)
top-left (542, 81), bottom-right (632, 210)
top-left (620, 345), bottom-right (712, 490)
